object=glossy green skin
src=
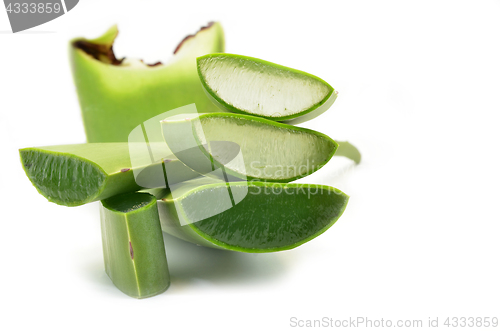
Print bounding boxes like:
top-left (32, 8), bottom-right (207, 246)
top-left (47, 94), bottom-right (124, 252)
top-left (162, 112), bottom-right (338, 182)
top-left (70, 23), bottom-right (226, 143)
top-left (156, 182), bottom-right (349, 253)
top-left (197, 53), bottom-right (337, 123)
top-left (19, 143), bottom-right (198, 207)
top-left (101, 193), bottom-right (170, 298)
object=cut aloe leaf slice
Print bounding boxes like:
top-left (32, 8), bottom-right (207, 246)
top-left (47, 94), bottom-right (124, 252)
top-left (70, 22), bottom-right (225, 143)
top-left (101, 192), bottom-right (170, 298)
top-left (161, 113), bottom-right (338, 182)
top-left (154, 180), bottom-right (349, 252)
top-left (197, 54), bottom-right (337, 123)
top-left (19, 143), bottom-right (198, 206)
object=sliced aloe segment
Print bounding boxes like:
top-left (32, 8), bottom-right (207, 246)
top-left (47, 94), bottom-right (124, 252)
top-left (155, 181), bottom-right (349, 253)
top-left (197, 53), bottom-right (337, 123)
top-left (161, 113), bottom-right (337, 182)
top-left (70, 22), bottom-right (225, 143)
top-left (19, 143), bottom-right (198, 206)
top-left (101, 192), bottom-right (170, 298)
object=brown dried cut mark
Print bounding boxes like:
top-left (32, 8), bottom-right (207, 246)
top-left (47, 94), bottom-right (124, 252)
top-left (73, 40), bottom-right (124, 65)
top-left (120, 168), bottom-right (130, 172)
top-left (74, 22), bottom-right (217, 66)
top-left (74, 40), bottom-right (163, 67)
top-left (173, 21), bottom-right (215, 55)
top-left (139, 59), bottom-right (163, 67)
top-left (129, 241), bottom-right (134, 259)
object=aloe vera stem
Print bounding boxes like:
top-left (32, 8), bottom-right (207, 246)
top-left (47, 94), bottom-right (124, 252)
top-left (70, 23), bottom-right (226, 143)
top-left (101, 192), bottom-right (170, 298)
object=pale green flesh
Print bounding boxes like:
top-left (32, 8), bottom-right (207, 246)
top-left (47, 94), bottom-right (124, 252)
top-left (156, 181), bottom-right (349, 253)
top-left (197, 54), bottom-right (334, 120)
top-left (162, 113), bottom-right (337, 182)
top-left (101, 193), bottom-right (170, 298)
top-left (194, 114), bottom-right (337, 181)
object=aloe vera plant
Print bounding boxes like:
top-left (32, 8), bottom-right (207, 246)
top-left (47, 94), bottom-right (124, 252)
top-left (162, 113), bottom-right (338, 182)
top-left (152, 180), bottom-right (348, 253)
top-left (19, 143), bottom-right (198, 206)
top-left (70, 22), bottom-right (225, 143)
top-left (15, 23), bottom-right (362, 298)
top-left (101, 192), bottom-right (170, 298)
top-left (197, 54), bottom-right (337, 123)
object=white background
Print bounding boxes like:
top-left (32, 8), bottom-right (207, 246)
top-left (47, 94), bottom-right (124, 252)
top-left (1, 0), bottom-right (499, 330)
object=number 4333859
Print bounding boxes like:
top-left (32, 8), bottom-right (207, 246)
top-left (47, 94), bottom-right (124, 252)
top-left (6, 2), bottom-right (62, 14)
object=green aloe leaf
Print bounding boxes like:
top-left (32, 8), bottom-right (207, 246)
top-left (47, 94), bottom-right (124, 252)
top-left (197, 53), bottom-right (337, 123)
top-left (70, 22), bottom-right (225, 143)
top-left (336, 141), bottom-right (362, 164)
top-left (152, 180), bottom-right (349, 253)
top-left (19, 143), bottom-right (198, 206)
top-left (161, 112), bottom-right (338, 182)
top-left (101, 192), bottom-right (170, 298)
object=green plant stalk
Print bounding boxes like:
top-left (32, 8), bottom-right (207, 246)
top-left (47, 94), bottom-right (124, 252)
top-left (101, 192), bottom-right (170, 298)
top-left (19, 143), bottom-right (199, 206)
top-left (70, 22), bottom-right (225, 143)
top-left (197, 53), bottom-right (337, 123)
top-left (336, 141), bottom-right (362, 164)
top-left (161, 112), bottom-right (338, 182)
top-left (151, 180), bottom-right (349, 253)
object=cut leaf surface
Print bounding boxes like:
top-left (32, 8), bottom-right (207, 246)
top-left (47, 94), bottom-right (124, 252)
top-left (101, 192), bottom-right (170, 298)
top-left (161, 113), bottom-right (337, 182)
top-left (19, 143), bottom-right (198, 206)
top-left (197, 54), bottom-right (337, 122)
top-left (156, 181), bottom-right (349, 253)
